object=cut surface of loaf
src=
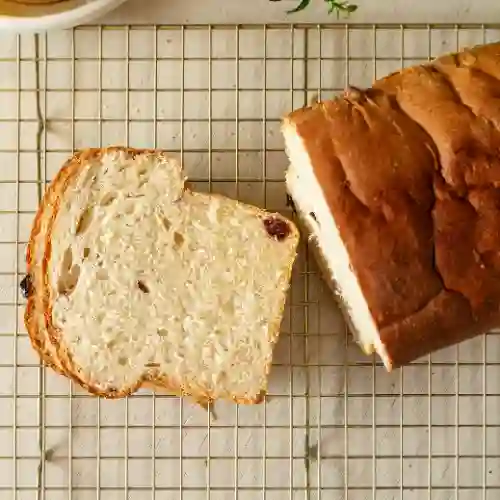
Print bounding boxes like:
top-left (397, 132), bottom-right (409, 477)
top-left (283, 42), bottom-right (500, 370)
top-left (27, 148), bottom-right (299, 402)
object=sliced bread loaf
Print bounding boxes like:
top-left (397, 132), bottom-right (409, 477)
top-left (282, 42), bottom-right (500, 370)
top-left (25, 147), bottom-right (299, 403)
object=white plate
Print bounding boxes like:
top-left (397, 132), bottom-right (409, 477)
top-left (0, 0), bottom-right (127, 33)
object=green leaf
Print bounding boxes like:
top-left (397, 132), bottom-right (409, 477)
top-left (279, 0), bottom-right (358, 15)
top-left (326, 0), bottom-right (358, 16)
top-left (287, 0), bottom-right (312, 13)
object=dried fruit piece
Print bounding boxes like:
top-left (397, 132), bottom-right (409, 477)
top-left (20, 274), bottom-right (33, 299)
top-left (263, 216), bottom-right (291, 241)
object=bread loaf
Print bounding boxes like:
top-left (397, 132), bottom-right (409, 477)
top-left (24, 147), bottom-right (299, 403)
top-left (283, 42), bottom-right (500, 370)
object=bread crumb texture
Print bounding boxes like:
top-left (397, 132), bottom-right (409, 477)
top-left (47, 150), bottom-right (299, 401)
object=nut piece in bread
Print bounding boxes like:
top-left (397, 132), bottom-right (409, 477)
top-left (283, 42), bottom-right (500, 371)
top-left (25, 147), bottom-right (299, 403)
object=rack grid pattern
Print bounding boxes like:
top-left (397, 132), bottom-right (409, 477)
top-left (1, 23), bottom-right (500, 500)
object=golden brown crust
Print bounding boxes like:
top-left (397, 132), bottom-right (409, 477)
top-left (33, 146), bottom-right (298, 403)
top-left (25, 151), bottom-right (79, 376)
top-left (285, 42), bottom-right (500, 369)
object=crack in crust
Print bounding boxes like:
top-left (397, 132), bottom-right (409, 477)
top-left (285, 42), bottom-right (500, 369)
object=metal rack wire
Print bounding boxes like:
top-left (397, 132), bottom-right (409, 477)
top-left (1, 23), bottom-right (500, 500)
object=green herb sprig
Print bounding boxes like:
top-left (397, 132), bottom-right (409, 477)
top-left (271, 0), bottom-right (358, 16)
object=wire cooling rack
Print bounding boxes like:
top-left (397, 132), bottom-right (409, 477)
top-left (1, 22), bottom-right (500, 500)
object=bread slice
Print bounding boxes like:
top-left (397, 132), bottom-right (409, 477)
top-left (25, 147), bottom-right (299, 403)
top-left (25, 154), bottom-right (78, 377)
top-left (283, 42), bottom-right (500, 370)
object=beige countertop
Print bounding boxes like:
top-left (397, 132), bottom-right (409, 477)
top-left (103, 0), bottom-right (499, 25)
top-left (1, 3), bottom-right (499, 500)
